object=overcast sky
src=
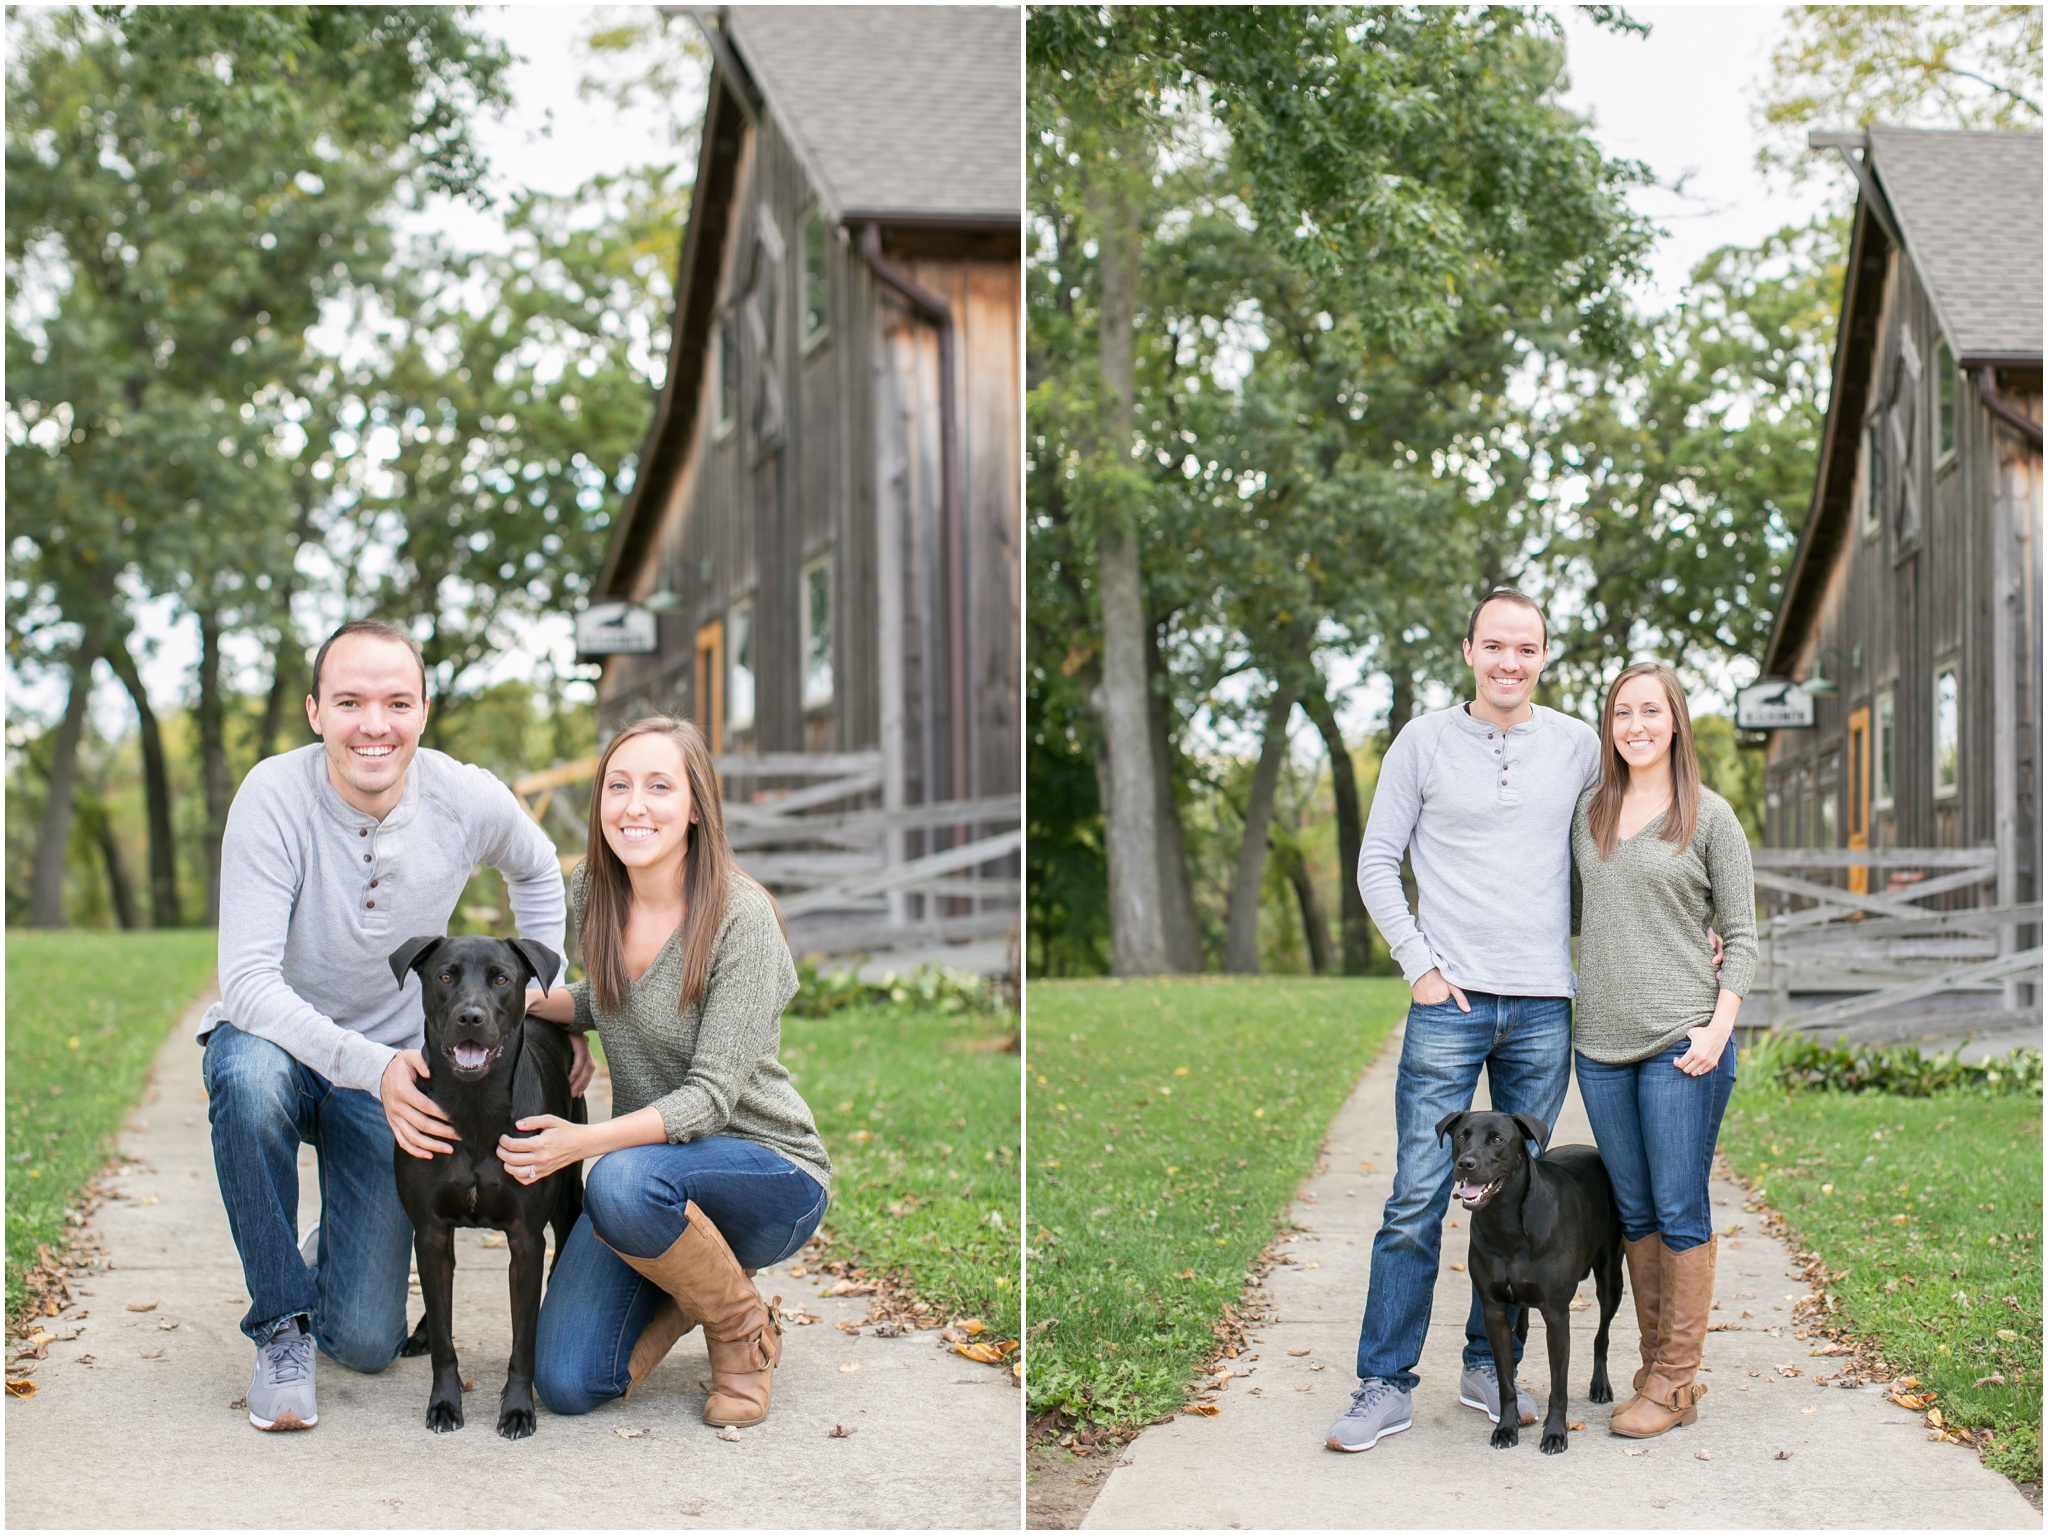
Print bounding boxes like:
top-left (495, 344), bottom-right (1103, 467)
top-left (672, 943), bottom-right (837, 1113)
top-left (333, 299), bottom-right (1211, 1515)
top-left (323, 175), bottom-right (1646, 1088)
top-left (24, 4), bottom-right (1842, 738)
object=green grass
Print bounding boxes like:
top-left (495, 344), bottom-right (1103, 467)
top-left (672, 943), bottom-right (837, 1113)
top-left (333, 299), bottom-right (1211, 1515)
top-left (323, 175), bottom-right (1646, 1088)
top-left (6, 929), bottom-right (218, 1319)
top-left (1026, 976), bottom-right (1407, 1428)
top-left (1719, 1080), bottom-right (2042, 1484)
top-left (782, 1002), bottom-right (1021, 1340)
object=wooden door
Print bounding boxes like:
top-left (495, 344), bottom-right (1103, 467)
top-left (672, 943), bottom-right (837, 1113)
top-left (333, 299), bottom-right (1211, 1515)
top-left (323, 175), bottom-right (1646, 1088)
top-left (1847, 706), bottom-right (1870, 895)
top-left (695, 621), bottom-right (724, 755)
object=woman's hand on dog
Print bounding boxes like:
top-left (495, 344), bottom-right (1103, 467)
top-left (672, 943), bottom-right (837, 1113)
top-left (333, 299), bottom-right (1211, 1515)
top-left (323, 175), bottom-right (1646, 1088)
top-left (497, 1115), bottom-right (588, 1183)
top-left (382, 1049), bottom-right (456, 1158)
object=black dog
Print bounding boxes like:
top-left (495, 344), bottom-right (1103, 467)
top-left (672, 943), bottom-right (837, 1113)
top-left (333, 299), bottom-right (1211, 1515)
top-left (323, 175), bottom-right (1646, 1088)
top-left (1439, 1110), bottom-right (1623, 1455)
top-left (388, 935), bottom-right (582, 1440)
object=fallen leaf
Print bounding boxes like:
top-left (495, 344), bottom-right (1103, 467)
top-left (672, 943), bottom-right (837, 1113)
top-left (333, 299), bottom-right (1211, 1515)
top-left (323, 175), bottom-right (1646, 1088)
top-left (783, 1307), bottom-right (821, 1327)
top-left (462, 1377), bottom-right (476, 1392)
top-left (835, 1320), bottom-right (864, 1334)
top-left (838, 1360), bottom-right (861, 1372)
top-left (1801, 1404), bottom-right (1817, 1415)
top-left (825, 1280), bottom-right (877, 1297)
top-left (478, 1232), bottom-right (506, 1248)
top-left (717, 1426), bottom-right (742, 1442)
top-left (1287, 1349), bottom-right (1311, 1357)
top-left (1568, 1296), bottom-right (1590, 1311)
top-left (5, 1381), bottom-right (34, 1398)
top-left (1695, 1450), bottom-right (1713, 1461)
top-left (1178, 1269), bottom-right (1196, 1280)
top-left (1568, 1420), bottom-right (1585, 1431)
top-left (139, 1348), bottom-right (164, 1359)
top-left (1975, 1374), bottom-right (2006, 1388)
top-left (1622, 1446), bottom-right (1648, 1457)
top-left (1184, 1402), bottom-right (1220, 1417)
top-left (828, 1424), bottom-right (856, 1438)
top-left (1774, 1449), bottom-right (1792, 1461)
top-left (1449, 1262), bottom-right (1466, 1272)
top-left (156, 1319), bottom-right (178, 1331)
top-left (958, 1318), bottom-right (988, 1335)
top-left (1926, 1408), bottom-right (1945, 1429)
top-left (872, 1320), bottom-right (908, 1339)
top-left (1308, 1362), bottom-right (1326, 1372)
top-left (955, 1341), bottom-right (1006, 1364)
top-left (126, 1302), bottom-right (158, 1314)
top-left (613, 1428), bottom-right (648, 1439)
top-left (788, 1265), bottom-right (808, 1277)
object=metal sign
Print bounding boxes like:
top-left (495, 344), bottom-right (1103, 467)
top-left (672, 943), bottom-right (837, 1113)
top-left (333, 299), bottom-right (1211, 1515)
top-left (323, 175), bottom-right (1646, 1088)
top-left (1736, 679), bottom-right (1815, 730)
top-left (575, 601), bottom-right (659, 656)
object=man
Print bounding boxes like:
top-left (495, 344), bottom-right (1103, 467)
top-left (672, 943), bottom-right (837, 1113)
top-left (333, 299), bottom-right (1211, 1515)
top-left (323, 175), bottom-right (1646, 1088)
top-left (199, 620), bottom-right (580, 1431)
top-left (1324, 588), bottom-right (1598, 1451)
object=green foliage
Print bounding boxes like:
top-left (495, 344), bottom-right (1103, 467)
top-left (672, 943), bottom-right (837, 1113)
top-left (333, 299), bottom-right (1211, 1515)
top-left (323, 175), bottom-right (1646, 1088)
top-left (6, 930), bottom-right (218, 1319)
top-left (1719, 1086), bottom-right (2042, 1483)
top-left (1757, 5), bottom-right (2043, 179)
top-left (1744, 1033), bottom-right (2044, 1098)
top-left (1026, 977), bottom-right (1407, 1428)
top-left (788, 961), bottom-right (1010, 1020)
top-left (783, 1002), bottom-right (1021, 1339)
top-left (1693, 711), bottom-right (1767, 844)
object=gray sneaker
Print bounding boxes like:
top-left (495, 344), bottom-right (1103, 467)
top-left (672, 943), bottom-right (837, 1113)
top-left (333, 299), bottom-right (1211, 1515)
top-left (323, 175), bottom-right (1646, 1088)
top-left (248, 1318), bottom-right (318, 1431)
top-left (1325, 1377), bottom-right (1413, 1452)
top-left (1459, 1361), bottom-right (1537, 1426)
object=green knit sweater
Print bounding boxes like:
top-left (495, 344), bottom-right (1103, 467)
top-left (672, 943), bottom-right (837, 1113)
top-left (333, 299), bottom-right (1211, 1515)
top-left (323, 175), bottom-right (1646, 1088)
top-left (568, 865), bottom-right (832, 1191)
top-left (1570, 787), bottom-right (1759, 1065)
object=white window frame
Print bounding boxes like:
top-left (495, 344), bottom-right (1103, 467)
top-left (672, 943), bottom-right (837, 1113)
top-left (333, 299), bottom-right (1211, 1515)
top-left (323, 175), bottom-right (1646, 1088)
top-left (1933, 663), bottom-right (1959, 799)
top-left (727, 597), bottom-right (756, 733)
top-left (1872, 690), bottom-right (1895, 811)
top-left (801, 554), bottom-right (834, 710)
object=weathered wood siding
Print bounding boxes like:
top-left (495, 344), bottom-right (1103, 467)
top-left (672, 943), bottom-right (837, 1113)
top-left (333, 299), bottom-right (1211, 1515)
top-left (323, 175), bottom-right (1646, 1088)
top-left (1764, 236), bottom-right (2042, 921)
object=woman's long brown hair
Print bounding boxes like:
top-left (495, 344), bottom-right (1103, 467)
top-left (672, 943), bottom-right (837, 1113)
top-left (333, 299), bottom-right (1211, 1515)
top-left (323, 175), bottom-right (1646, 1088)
top-left (580, 715), bottom-right (741, 1014)
top-left (1587, 661), bottom-right (1702, 859)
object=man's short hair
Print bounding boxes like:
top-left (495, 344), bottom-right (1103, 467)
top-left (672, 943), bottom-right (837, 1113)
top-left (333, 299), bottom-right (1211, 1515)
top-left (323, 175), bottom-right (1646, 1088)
top-left (311, 620), bottom-right (429, 702)
top-left (1464, 587), bottom-right (1549, 648)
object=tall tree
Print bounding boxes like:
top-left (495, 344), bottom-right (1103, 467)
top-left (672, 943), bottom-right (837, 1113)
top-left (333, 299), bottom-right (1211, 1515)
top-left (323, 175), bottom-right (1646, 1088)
top-left (6, 5), bottom-right (511, 924)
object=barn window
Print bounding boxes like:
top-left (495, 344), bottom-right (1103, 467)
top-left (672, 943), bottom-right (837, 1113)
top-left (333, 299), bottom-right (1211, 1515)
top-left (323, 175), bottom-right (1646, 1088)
top-left (1933, 664), bottom-right (1959, 798)
top-left (1873, 690), bottom-right (1894, 810)
top-left (802, 207), bottom-right (829, 346)
top-left (1935, 340), bottom-right (1956, 460)
top-left (714, 311), bottom-right (739, 438)
top-left (1855, 429), bottom-right (1876, 537)
top-left (728, 598), bottom-right (756, 733)
top-left (801, 555), bottom-right (833, 709)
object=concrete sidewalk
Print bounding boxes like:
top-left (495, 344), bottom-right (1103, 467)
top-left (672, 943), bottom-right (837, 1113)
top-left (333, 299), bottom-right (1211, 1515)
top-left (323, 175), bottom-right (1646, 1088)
top-left (1081, 1027), bottom-right (2035, 1530)
top-left (6, 984), bottom-right (1020, 1530)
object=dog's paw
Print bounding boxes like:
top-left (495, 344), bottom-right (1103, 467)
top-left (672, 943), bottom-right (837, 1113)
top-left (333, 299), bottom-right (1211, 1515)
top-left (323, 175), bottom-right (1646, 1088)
top-left (1540, 1428), bottom-right (1569, 1456)
top-left (1588, 1378), bottom-right (1613, 1405)
top-left (425, 1397), bottom-right (465, 1433)
top-left (498, 1405), bottom-right (536, 1441)
top-left (400, 1319), bottom-right (431, 1359)
top-left (1490, 1423), bottom-right (1518, 1450)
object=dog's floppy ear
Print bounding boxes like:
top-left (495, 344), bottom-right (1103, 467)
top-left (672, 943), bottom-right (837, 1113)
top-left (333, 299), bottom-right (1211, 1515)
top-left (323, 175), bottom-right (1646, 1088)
top-left (508, 938), bottom-right (561, 995)
top-left (1512, 1113), bottom-right (1550, 1152)
top-left (388, 935), bottom-right (445, 990)
top-left (1435, 1110), bottom-right (1467, 1147)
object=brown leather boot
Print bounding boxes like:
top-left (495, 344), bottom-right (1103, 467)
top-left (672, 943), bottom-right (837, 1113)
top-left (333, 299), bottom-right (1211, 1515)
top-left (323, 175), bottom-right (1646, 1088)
top-left (623, 1299), bottom-right (696, 1398)
top-left (605, 1201), bottom-right (782, 1427)
top-left (1611, 1236), bottom-right (1715, 1438)
top-left (1616, 1233), bottom-right (1667, 1414)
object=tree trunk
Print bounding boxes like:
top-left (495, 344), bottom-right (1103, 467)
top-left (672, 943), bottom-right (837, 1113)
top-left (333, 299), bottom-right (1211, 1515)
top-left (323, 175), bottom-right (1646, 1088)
top-left (1384, 652), bottom-right (1420, 922)
top-left (256, 637), bottom-right (298, 761)
top-left (196, 610), bottom-right (233, 925)
top-left (1278, 835), bottom-right (1334, 975)
top-left (1148, 619), bottom-right (1202, 971)
top-left (81, 792), bottom-right (141, 930)
top-left (1302, 685), bottom-right (1373, 974)
top-left (1086, 147), bottom-right (1170, 975)
top-left (29, 635), bottom-right (106, 927)
top-left (1224, 686), bottom-right (1299, 973)
top-left (106, 632), bottom-right (180, 928)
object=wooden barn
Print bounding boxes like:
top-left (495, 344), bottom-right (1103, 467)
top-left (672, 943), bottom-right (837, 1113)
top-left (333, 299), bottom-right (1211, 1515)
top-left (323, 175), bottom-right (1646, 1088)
top-left (1750, 126), bottom-right (2041, 1042)
top-left (572, 5), bottom-right (1021, 969)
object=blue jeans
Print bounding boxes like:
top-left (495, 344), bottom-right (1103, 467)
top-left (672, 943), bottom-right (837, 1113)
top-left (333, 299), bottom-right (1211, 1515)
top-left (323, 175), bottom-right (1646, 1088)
top-left (1355, 993), bottom-right (1574, 1391)
top-left (201, 1023), bottom-right (413, 1367)
top-left (534, 1136), bottom-right (828, 1415)
top-left (1575, 1041), bottom-right (1737, 1252)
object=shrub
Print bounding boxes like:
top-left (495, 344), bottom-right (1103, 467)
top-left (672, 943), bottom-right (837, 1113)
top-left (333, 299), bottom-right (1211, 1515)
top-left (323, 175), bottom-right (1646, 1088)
top-left (1743, 1033), bottom-right (2042, 1098)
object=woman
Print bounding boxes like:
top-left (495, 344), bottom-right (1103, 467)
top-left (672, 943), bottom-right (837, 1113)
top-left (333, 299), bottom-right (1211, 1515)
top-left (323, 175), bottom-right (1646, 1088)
top-left (1571, 661), bottom-right (1755, 1440)
top-left (509, 716), bottom-right (831, 1427)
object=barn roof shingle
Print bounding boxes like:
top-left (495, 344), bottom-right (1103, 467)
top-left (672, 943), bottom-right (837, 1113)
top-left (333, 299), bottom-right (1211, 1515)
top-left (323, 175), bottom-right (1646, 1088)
top-left (1869, 127), bottom-right (2042, 363)
top-left (728, 6), bottom-right (1020, 226)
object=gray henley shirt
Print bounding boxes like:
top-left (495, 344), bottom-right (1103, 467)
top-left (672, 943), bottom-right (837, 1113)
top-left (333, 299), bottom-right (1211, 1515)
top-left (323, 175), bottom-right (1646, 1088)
top-left (199, 744), bottom-right (566, 1094)
top-left (1357, 702), bottom-right (1600, 998)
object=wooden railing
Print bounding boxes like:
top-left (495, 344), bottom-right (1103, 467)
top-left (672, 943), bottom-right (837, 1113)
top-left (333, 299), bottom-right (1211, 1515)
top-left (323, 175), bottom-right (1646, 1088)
top-left (509, 753), bottom-right (1019, 961)
top-left (1751, 848), bottom-right (2039, 1042)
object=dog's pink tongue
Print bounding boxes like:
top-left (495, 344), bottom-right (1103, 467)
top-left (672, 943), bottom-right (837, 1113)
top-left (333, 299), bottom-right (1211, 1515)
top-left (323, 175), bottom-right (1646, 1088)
top-left (1456, 1182), bottom-right (1484, 1203)
top-left (453, 1043), bottom-right (488, 1069)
